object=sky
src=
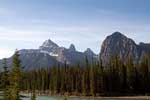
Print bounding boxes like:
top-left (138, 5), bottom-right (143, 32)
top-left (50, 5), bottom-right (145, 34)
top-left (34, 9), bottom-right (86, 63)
top-left (0, 0), bottom-right (150, 59)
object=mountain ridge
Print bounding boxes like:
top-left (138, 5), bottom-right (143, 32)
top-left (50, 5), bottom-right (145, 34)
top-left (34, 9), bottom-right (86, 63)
top-left (0, 39), bottom-right (97, 70)
top-left (0, 31), bottom-right (149, 70)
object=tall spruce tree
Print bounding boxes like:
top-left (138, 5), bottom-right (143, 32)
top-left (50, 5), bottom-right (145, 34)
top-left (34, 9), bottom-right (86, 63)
top-left (10, 50), bottom-right (22, 100)
top-left (126, 56), bottom-right (135, 92)
top-left (90, 64), bottom-right (95, 96)
top-left (97, 59), bottom-right (105, 95)
top-left (140, 54), bottom-right (150, 93)
top-left (2, 58), bottom-right (11, 100)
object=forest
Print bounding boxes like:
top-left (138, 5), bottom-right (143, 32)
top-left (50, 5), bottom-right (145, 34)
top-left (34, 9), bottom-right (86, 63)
top-left (0, 51), bottom-right (150, 100)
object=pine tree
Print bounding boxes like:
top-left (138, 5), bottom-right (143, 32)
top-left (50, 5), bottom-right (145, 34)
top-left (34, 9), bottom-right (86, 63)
top-left (97, 59), bottom-right (105, 95)
top-left (2, 58), bottom-right (11, 100)
top-left (140, 54), bottom-right (150, 93)
top-left (126, 56), bottom-right (135, 92)
top-left (90, 65), bottom-right (95, 96)
top-left (120, 64), bottom-right (127, 92)
top-left (82, 56), bottom-right (90, 95)
top-left (9, 50), bottom-right (22, 100)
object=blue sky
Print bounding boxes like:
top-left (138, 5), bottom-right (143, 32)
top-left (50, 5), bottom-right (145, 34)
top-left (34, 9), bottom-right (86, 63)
top-left (0, 0), bottom-right (149, 58)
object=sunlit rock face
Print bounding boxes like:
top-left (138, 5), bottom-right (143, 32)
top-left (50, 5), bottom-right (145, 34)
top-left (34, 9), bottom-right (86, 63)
top-left (100, 32), bottom-right (150, 65)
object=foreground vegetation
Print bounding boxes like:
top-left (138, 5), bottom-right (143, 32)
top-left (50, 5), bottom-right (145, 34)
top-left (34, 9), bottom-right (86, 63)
top-left (0, 51), bottom-right (150, 100)
top-left (0, 50), bottom-right (22, 100)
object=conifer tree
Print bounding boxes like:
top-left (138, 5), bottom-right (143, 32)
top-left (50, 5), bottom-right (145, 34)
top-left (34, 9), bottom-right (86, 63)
top-left (97, 59), bottom-right (105, 95)
top-left (140, 54), bottom-right (150, 92)
top-left (10, 50), bottom-right (22, 100)
top-left (126, 56), bottom-right (135, 92)
top-left (2, 58), bottom-right (11, 100)
top-left (90, 65), bottom-right (95, 96)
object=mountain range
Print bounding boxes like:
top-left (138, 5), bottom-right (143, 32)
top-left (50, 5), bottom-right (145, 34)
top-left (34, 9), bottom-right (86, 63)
top-left (0, 38), bottom-right (97, 70)
top-left (0, 32), bottom-right (149, 70)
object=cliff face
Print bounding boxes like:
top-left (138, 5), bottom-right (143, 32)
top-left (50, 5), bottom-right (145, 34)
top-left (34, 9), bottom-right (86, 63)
top-left (100, 32), bottom-right (150, 65)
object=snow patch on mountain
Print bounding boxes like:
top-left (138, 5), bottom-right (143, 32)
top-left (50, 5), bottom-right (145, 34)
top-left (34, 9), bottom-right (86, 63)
top-left (40, 50), bottom-right (58, 57)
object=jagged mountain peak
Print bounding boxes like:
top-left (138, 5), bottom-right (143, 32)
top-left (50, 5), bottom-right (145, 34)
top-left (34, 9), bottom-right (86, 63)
top-left (84, 48), bottom-right (96, 56)
top-left (39, 39), bottom-right (59, 49)
top-left (69, 44), bottom-right (76, 51)
top-left (85, 48), bottom-right (93, 53)
top-left (39, 39), bottom-right (60, 54)
top-left (0, 38), bottom-right (97, 70)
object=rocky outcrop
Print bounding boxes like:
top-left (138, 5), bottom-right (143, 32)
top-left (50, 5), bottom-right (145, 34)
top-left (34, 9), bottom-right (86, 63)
top-left (100, 32), bottom-right (150, 65)
top-left (69, 44), bottom-right (76, 51)
top-left (84, 48), bottom-right (97, 58)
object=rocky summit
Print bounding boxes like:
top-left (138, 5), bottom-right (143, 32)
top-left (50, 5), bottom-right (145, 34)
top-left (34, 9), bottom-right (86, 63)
top-left (0, 39), bottom-right (97, 70)
top-left (100, 32), bottom-right (150, 65)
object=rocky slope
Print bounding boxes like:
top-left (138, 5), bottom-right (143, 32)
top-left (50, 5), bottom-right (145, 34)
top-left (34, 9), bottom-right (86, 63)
top-left (0, 39), bottom-right (97, 70)
top-left (100, 32), bottom-right (150, 65)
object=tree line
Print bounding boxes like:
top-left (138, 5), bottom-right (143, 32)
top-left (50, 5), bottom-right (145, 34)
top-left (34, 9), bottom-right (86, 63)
top-left (21, 54), bottom-right (150, 96)
top-left (0, 51), bottom-right (150, 100)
